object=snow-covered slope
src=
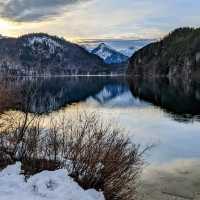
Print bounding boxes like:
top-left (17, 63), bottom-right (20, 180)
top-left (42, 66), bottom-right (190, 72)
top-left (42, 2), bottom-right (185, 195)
top-left (91, 43), bottom-right (128, 64)
top-left (0, 163), bottom-right (105, 200)
top-left (120, 46), bottom-right (136, 57)
top-left (25, 36), bottom-right (62, 54)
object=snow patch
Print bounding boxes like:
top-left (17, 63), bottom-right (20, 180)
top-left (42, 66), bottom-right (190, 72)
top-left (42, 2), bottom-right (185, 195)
top-left (0, 163), bottom-right (105, 200)
top-left (25, 36), bottom-right (62, 54)
top-left (93, 44), bottom-right (113, 60)
top-left (91, 43), bottom-right (128, 64)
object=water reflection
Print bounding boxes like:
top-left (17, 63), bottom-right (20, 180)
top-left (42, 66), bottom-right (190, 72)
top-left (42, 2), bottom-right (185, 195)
top-left (0, 76), bottom-right (200, 122)
top-left (128, 76), bottom-right (200, 122)
top-left (1, 76), bottom-right (200, 199)
top-left (0, 76), bottom-right (127, 113)
top-left (1, 76), bottom-right (200, 177)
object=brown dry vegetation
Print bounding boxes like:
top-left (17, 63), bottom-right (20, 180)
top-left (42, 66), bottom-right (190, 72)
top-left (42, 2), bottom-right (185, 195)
top-left (59, 113), bottom-right (144, 200)
top-left (0, 108), bottom-right (149, 200)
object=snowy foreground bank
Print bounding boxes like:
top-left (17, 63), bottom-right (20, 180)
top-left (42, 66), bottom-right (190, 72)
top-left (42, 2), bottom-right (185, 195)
top-left (0, 163), bottom-right (105, 200)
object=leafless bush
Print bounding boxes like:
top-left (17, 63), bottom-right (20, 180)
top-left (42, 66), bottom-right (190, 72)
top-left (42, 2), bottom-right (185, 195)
top-left (55, 113), bottom-right (146, 200)
top-left (0, 111), bottom-right (149, 200)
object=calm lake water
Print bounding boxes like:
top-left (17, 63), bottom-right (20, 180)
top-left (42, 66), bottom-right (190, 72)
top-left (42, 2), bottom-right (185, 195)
top-left (1, 76), bottom-right (200, 165)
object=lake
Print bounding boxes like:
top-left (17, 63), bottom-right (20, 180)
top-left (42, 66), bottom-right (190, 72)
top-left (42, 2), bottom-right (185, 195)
top-left (1, 76), bottom-right (200, 198)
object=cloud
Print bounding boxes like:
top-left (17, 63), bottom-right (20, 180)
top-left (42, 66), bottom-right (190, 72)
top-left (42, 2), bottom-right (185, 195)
top-left (0, 0), bottom-right (90, 22)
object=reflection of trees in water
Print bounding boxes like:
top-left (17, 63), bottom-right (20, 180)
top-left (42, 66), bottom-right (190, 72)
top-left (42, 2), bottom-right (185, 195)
top-left (0, 76), bottom-right (127, 113)
top-left (127, 76), bottom-right (200, 122)
top-left (0, 79), bottom-right (22, 113)
top-left (0, 76), bottom-right (200, 121)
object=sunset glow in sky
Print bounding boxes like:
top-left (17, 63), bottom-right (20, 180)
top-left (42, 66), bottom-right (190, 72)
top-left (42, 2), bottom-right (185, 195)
top-left (0, 0), bottom-right (199, 41)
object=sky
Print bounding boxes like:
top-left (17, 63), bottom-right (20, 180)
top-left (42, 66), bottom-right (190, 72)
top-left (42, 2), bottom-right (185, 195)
top-left (0, 0), bottom-right (199, 41)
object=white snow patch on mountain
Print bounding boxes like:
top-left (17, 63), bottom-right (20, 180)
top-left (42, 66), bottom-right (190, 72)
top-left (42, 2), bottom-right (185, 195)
top-left (28, 36), bottom-right (61, 47)
top-left (0, 163), bottom-right (105, 200)
top-left (25, 36), bottom-right (62, 54)
top-left (92, 43), bottom-right (113, 60)
top-left (91, 43), bottom-right (128, 64)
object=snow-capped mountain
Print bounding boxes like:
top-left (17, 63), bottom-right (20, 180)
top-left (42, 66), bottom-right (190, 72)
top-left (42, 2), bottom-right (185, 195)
top-left (91, 43), bottom-right (128, 64)
top-left (80, 39), bottom-right (155, 58)
top-left (0, 33), bottom-right (113, 75)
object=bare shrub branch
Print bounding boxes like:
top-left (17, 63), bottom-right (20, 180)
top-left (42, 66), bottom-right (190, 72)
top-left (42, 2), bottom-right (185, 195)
top-left (0, 110), bottom-right (151, 200)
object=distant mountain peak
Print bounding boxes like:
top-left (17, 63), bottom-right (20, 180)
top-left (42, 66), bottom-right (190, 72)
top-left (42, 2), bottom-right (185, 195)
top-left (98, 42), bottom-right (107, 48)
top-left (91, 43), bottom-right (128, 64)
top-left (95, 42), bottom-right (117, 52)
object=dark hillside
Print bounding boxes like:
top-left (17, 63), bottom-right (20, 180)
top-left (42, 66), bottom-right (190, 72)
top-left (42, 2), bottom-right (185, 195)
top-left (128, 27), bottom-right (200, 79)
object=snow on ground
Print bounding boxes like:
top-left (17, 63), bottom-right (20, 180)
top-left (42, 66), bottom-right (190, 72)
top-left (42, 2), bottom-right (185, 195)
top-left (0, 163), bottom-right (105, 200)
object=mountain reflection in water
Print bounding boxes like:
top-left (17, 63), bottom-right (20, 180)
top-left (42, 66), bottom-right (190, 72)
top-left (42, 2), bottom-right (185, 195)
top-left (0, 76), bottom-right (200, 122)
top-left (1, 75), bottom-right (200, 165)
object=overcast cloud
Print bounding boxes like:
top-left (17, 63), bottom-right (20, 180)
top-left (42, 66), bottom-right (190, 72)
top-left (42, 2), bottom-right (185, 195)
top-left (0, 0), bottom-right (90, 22)
top-left (0, 0), bottom-right (199, 40)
